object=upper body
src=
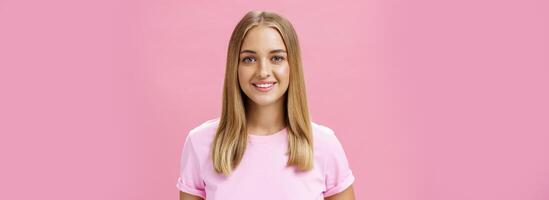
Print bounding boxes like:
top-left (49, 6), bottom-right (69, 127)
top-left (176, 118), bottom-right (355, 200)
top-left (178, 10), bottom-right (356, 200)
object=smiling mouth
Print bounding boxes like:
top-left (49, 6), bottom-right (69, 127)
top-left (252, 82), bottom-right (276, 92)
top-left (252, 82), bottom-right (276, 88)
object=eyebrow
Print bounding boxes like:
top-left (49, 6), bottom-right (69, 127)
top-left (240, 49), bottom-right (287, 54)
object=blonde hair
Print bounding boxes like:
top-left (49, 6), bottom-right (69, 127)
top-left (212, 10), bottom-right (313, 176)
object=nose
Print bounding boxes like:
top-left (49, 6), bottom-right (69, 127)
top-left (257, 58), bottom-right (271, 78)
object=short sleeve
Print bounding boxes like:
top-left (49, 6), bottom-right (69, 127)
top-left (176, 134), bottom-right (206, 199)
top-left (323, 132), bottom-right (356, 197)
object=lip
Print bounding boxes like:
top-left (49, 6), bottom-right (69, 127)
top-left (252, 81), bottom-right (276, 92)
top-left (252, 81), bottom-right (277, 84)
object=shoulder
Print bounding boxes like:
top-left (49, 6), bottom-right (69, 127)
top-left (184, 117), bottom-right (220, 155)
top-left (311, 122), bottom-right (338, 144)
top-left (311, 122), bottom-right (353, 181)
top-left (311, 122), bottom-right (343, 153)
top-left (311, 122), bottom-right (335, 135)
top-left (187, 118), bottom-right (220, 138)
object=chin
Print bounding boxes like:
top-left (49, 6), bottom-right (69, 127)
top-left (250, 98), bottom-right (277, 106)
top-left (248, 95), bottom-right (283, 106)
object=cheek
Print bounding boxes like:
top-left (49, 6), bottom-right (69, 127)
top-left (237, 67), bottom-right (252, 85)
top-left (274, 64), bottom-right (290, 83)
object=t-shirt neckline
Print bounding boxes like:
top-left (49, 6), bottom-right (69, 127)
top-left (247, 127), bottom-right (288, 144)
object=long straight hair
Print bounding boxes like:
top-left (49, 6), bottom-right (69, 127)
top-left (212, 10), bottom-right (313, 176)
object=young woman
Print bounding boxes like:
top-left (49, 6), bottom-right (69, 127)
top-left (177, 11), bottom-right (356, 200)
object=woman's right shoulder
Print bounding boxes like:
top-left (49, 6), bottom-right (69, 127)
top-left (185, 117), bottom-right (220, 146)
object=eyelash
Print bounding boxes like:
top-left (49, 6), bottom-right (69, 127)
top-left (241, 56), bottom-right (285, 63)
top-left (272, 56), bottom-right (285, 62)
top-left (242, 57), bottom-right (256, 63)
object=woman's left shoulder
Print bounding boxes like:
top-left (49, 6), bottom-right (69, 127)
top-left (311, 123), bottom-right (355, 197)
top-left (310, 122), bottom-right (343, 150)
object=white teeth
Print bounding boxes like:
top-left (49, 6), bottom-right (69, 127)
top-left (254, 83), bottom-right (274, 88)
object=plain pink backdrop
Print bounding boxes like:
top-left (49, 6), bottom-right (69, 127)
top-left (1, 0), bottom-right (548, 199)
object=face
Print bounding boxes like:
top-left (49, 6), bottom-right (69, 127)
top-left (238, 25), bottom-right (290, 107)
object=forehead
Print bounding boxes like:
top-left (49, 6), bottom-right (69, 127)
top-left (241, 25), bottom-right (287, 52)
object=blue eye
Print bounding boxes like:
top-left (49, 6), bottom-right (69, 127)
top-left (242, 57), bottom-right (256, 63)
top-left (272, 56), bottom-right (285, 62)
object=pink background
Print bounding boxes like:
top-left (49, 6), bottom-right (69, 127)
top-left (1, 0), bottom-right (548, 199)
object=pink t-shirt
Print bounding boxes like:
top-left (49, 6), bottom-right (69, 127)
top-left (176, 118), bottom-right (355, 199)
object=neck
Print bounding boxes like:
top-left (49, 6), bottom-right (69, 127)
top-left (245, 97), bottom-right (287, 136)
